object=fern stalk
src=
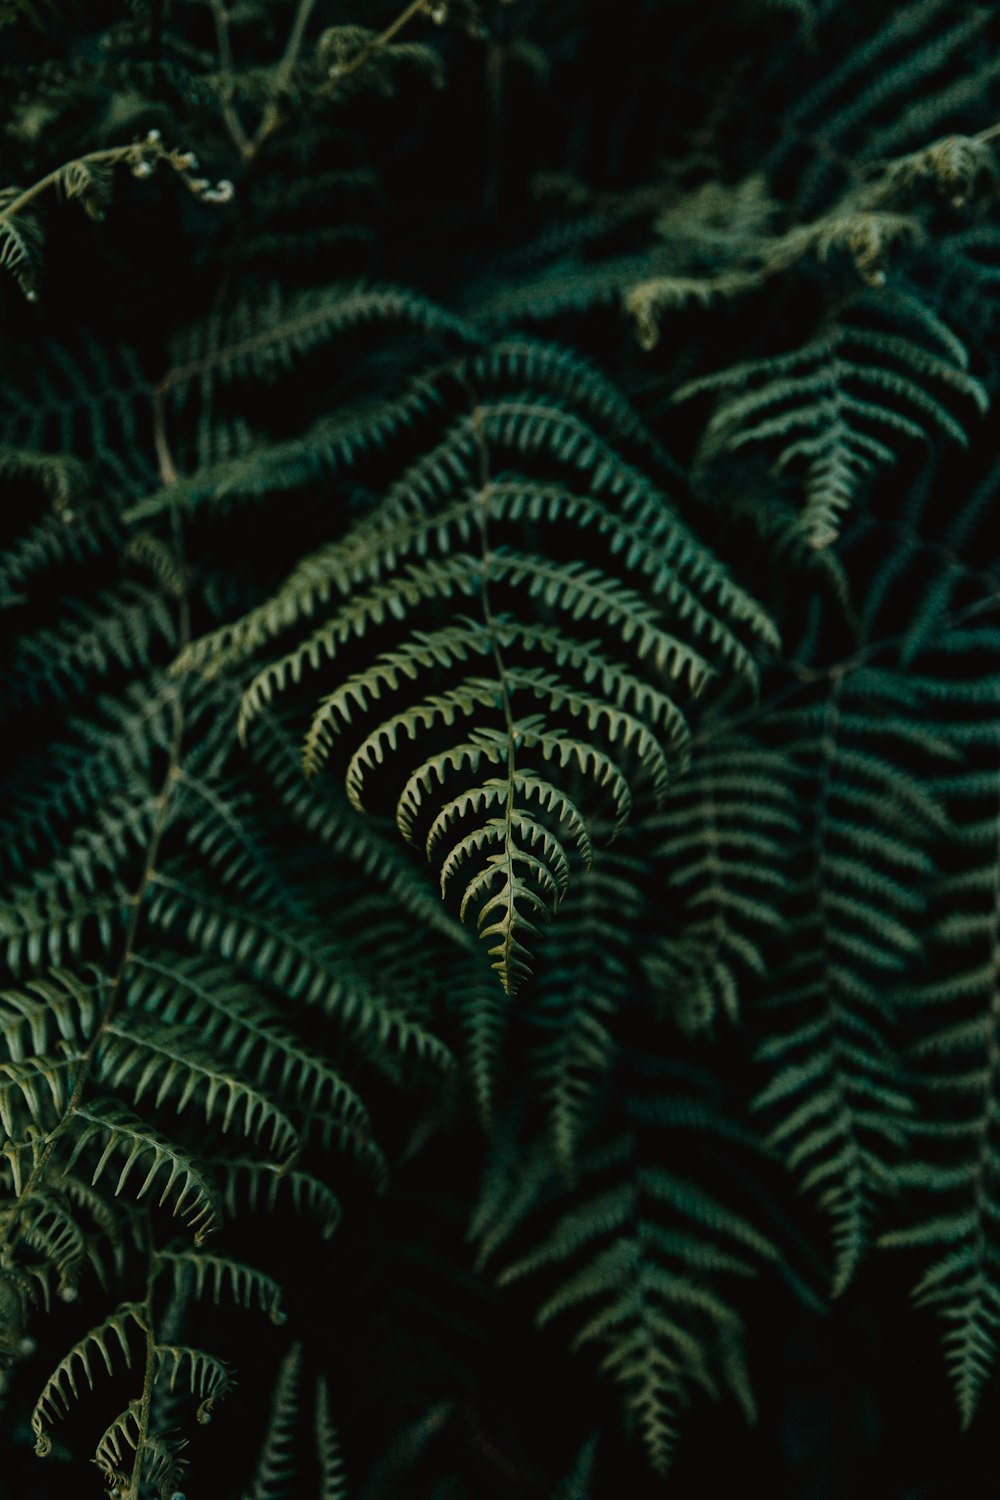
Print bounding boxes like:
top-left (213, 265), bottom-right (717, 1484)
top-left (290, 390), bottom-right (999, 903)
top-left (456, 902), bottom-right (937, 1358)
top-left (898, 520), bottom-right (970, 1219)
top-left (125, 1238), bottom-right (159, 1500)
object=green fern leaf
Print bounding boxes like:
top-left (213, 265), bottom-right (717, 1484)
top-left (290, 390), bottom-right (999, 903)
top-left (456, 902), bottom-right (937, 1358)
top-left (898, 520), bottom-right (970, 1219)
top-left (66, 1100), bottom-right (222, 1242)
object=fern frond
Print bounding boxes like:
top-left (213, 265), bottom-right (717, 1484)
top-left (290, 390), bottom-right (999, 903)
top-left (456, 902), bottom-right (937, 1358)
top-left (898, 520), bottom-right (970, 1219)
top-left (31, 1301), bottom-right (143, 1452)
top-left (16, 1188), bottom-right (87, 1297)
top-left (66, 1100), bottom-right (222, 1242)
top-left (0, 676), bottom-right (176, 882)
top-left (528, 855), bottom-right (642, 1175)
top-left (751, 669), bottom-right (945, 1294)
top-left (214, 1158), bottom-right (343, 1238)
top-left (94, 1400), bottom-right (188, 1498)
top-left (161, 283), bottom-right (475, 404)
top-left (144, 870), bottom-right (453, 1072)
top-left (97, 1014), bottom-right (300, 1163)
top-left (0, 968), bottom-right (98, 1058)
top-left (677, 289), bottom-right (987, 547)
top-left (243, 1342), bottom-right (302, 1500)
top-left (880, 681), bottom-right (1000, 1426)
top-left (1, 886), bottom-right (126, 975)
top-left (180, 340), bottom-right (772, 990)
top-left (154, 1341), bottom-right (232, 1421)
top-left (0, 188), bottom-right (43, 297)
top-left (644, 733), bottom-right (802, 1032)
top-left (476, 1063), bottom-right (788, 1474)
top-left (156, 1247), bottom-right (286, 1322)
top-left (126, 954), bottom-right (384, 1171)
top-left (2, 582), bottom-right (177, 711)
top-left (315, 1376), bottom-right (349, 1500)
top-left (0, 1048), bottom-right (80, 1136)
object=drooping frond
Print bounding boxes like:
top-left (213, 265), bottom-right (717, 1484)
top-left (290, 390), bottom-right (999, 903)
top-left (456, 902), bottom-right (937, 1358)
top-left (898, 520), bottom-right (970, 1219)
top-left (31, 1302), bottom-right (144, 1453)
top-left (751, 667), bottom-right (946, 1295)
top-left (243, 1343), bottom-right (302, 1500)
top-left (879, 629), bottom-right (1000, 1428)
top-left (65, 1100), bottom-right (223, 1243)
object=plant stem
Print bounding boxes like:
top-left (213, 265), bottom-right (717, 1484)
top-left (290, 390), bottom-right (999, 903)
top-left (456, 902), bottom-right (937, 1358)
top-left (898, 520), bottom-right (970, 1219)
top-left (210, 0), bottom-right (253, 157)
top-left (0, 140), bottom-right (209, 233)
top-left (333, 0), bottom-right (432, 83)
top-left (246, 0), bottom-right (432, 161)
top-left (246, 0), bottom-right (321, 160)
top-left (0, 147), bottom-right (130, 226)
top-left (126, 1252), bottom-right (161, 1500)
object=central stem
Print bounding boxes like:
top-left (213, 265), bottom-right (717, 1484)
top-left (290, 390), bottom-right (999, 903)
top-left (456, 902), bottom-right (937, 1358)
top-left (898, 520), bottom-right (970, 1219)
top-left (469, 402), bottom-right (520, 979)
top-left (126, 1251), bottom-right (161, 1500)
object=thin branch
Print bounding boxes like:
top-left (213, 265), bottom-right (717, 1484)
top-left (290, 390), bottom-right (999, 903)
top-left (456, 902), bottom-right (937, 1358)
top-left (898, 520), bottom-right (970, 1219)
top-left (0, 146), bottom-right (133, 226)
top-left (246, 0), bottom-right (322, 160)
top-left (275, 0), bottom-right (320, 96)
top-left (246, 0), bottom-right (432, 162)
top-left (126, 1249), bottom-right (161, 1500)
top-left (209, 0), bottom-right (253, 157)
top-left (0, 139), bottom-right (230, 234)
top-left (328, 0), bottom-right (432, 86)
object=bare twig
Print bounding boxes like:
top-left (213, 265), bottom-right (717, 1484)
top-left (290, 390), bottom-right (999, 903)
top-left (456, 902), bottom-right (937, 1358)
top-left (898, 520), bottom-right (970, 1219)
top-left (209, 0), bottom-right (253, 157)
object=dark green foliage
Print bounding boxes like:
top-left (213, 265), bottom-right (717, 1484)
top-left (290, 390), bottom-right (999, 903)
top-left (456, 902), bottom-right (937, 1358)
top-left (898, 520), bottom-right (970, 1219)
top-left (3, 2), bottom-right (1000, 1497)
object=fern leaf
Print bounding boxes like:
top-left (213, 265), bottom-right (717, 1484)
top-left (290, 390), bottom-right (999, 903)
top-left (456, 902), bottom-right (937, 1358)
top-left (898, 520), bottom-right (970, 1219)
top-left (315, 1376), bottom-right (349, 1500)
top-left (752, 671), bottom-right (943, 1293)
top-left (644, 734), bottom-right (802, 1032)
top-left (154, 1248), bottom-right (286, 1324)
top-left (154, 1341), bottom-right (232, 1422)
top-left (677, 290), bottom-right (987, 547)
top-left (881, 687), bottom-right (1000, 1425)
top-left (94, 1400), bottom-right (188, 1497)
top-left (214, 1158), bottom-right (343, 1239)
top-left (0, 188), bottom-right (43, 297)
top-left (97, 1014), bottom-right (301, 1163)
top-left (126, 954), bottom-right (384, 1171)
top-left (66, 1100), bottom-right (221, 1242)
top-left (243, 1343), bottom-right (302, 1500)
top-left (32, 1302), bottom-right (144, 1452)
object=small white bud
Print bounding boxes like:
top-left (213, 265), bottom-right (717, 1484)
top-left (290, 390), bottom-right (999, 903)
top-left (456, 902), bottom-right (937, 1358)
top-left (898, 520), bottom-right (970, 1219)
top-left (430, 1), bottom-right (447, 20)
top-left (24, 289), bottom-right (39, 302)
top-left (145, 128), bottom-right (161, 143)
top-left (132, 159), bottom-right (154, 178)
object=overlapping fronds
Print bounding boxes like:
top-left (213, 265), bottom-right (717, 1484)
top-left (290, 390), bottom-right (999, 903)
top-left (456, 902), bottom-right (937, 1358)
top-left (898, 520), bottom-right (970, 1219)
top-left (6, 1), bottom-right (1000, 1495)
top-left (751, 667), bottom-right (947, 1295)
top-left (878, 626), bottom-right (1000, 1427)
top-left (176, 327), bottom-right (775, 991)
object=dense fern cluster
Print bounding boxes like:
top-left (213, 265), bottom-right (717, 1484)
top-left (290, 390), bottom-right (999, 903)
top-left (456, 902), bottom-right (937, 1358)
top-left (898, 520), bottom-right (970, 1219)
top-left (4, 2), bottom-right (1000, 1496)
